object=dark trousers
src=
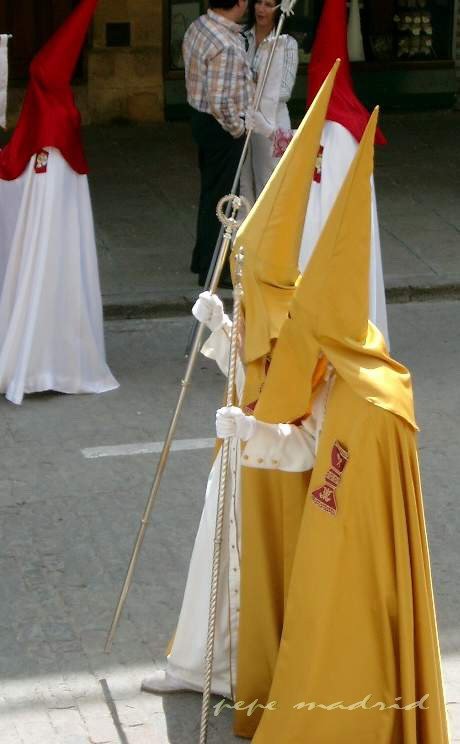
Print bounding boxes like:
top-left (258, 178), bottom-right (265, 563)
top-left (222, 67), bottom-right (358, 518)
top-left (190, 109), bottom-right (245, 285)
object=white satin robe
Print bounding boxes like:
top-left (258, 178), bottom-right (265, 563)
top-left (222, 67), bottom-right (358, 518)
top-left (0, 147), bottom-right (118, 404)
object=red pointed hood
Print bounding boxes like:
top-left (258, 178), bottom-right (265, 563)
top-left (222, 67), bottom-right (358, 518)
top-left (0, 0), bottom-right (98, 181)
top-left (307, 0), bottom-right (386, 145)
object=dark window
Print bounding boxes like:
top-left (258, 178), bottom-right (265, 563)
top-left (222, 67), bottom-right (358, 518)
top-left (361, 0), bottom-right (455, 62)
top-left (106, 22), bottom-right (131, 48)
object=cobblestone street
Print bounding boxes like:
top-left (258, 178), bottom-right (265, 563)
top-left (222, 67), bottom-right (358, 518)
top-left (0, 301), bottom-right (459, 743)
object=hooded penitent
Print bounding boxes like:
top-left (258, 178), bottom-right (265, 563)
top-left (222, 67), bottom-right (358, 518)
top-left (0, 0), bottom-right (118, 405)
top-left (249, 110), bottom-right (449, 744)
top-left (231, 63), bottom-right (340, 739)
top-left (156, 65), bottom-right (341, 713)
top-left (300, 0), bottom-right (389, 344)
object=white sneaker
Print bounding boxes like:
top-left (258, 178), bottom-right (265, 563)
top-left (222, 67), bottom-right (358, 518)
top-left (141, 669), bottom-right (201, 695)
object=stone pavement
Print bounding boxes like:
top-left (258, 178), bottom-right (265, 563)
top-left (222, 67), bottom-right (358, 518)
top-left (79, 110), bottom-right (460, 317)
top-left (0, 302), bottom-right (459, 743)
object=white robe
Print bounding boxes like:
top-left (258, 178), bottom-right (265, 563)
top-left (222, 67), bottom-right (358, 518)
top-left (300, 120), bottom-right (389, 345)
top-left (164, 324), bottom-right (328, 698)
top-left (166, 323), bottom-right (244, 699)
top-left (0, 147), bottom-right (118, 404)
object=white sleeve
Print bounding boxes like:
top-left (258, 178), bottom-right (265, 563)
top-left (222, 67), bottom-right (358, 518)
top-left (200, 319), bottom-right (245, 400)
top-left (279, 36), bottom-right (298, 104)
top-left (241, 419), bottom-right (315, 472)
top-left (200, 318), bottom-right (232, 376)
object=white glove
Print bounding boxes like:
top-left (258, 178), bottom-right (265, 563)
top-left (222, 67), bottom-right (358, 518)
top-left (192, 291), bottom-right (227, 332)
top-left (216, 406), bottom-right (257, 442)
top-left (246, 108), bottom-right (275, 139)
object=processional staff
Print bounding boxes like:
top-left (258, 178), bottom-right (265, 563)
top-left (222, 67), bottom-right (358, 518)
top-left (104, 0), bottom-right (299, 654)
top-left (104, 195), bottom-right (248, 654)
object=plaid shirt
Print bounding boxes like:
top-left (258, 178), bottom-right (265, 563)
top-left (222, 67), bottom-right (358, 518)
top-left (183, 10), bottom-right (253, 138)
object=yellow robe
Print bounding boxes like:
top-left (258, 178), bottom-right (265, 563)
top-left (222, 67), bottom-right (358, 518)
top-left (250, 375), bottom-right (449, 743)
top-left (235, 467), bottom-right (311, 738)
top-left (234, 358), bottom-right (327, 738)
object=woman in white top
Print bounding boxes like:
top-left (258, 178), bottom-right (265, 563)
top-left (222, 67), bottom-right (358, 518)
top-left (241, 0), bottom-right (299, 203)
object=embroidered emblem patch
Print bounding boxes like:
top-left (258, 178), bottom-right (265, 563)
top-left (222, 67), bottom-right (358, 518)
top-left (311, 441), bottom-right (349, 516)
top-left (34, 149), bottom-right (49, 174)
top-left (313, 145), bottom-right (324, 183)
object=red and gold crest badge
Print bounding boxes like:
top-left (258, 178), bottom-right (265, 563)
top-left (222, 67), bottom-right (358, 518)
top-left (34, 149), bottom-right (49, 174)
top-left (311, 441), bottom-right (349, 516)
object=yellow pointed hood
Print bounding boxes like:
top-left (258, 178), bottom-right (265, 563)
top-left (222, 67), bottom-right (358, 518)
top-left (255, 108), bottom-right (417, 430)
top-left (233, 60), bottom-right (340, 362)
top-left (231, 60), bottom-right (340, 408)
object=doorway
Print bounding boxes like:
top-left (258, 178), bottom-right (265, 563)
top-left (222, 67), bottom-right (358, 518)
top-left (0, 1), bottom-right (82, 81)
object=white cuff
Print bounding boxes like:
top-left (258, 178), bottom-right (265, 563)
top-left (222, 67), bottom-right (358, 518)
top-left (201, 318), bottom-right (232, 376)
top-left (200, 320), bottom-right (245, 401)
top-left (241, 420), bottom-right (315, 472)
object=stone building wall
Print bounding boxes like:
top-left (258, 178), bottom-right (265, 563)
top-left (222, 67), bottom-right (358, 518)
top-left (88, 0), bottom-right (164, 123)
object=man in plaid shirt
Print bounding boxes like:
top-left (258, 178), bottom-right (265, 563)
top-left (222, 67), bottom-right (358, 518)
top-left (183, 0), bottom-right (252, 287)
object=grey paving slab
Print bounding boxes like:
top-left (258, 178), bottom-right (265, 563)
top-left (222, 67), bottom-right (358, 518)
top-left (380, 226), bottom-right (437, 279)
